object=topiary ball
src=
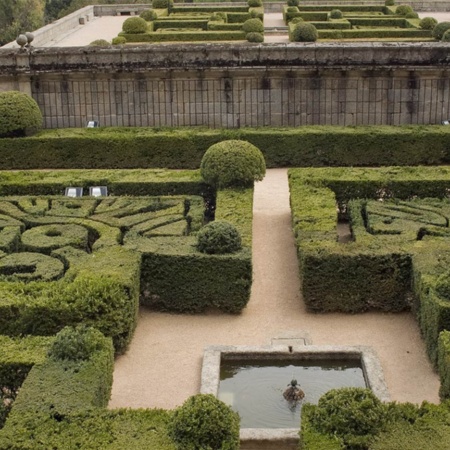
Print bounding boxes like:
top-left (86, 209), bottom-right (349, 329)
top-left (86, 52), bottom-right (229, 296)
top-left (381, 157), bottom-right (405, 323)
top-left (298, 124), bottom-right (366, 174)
top-left (419, 16), bottom-right (438, 30)
top-left (112, 36), bottom-right (127, 45)
top-left (395, 4), bottom-right (414, 15)
top-left (0, 91), bottom-right (42, 138)
top-left (197, 221), bottom-right (242, 254)
top-left (310, 388), bottom-right (389, 449)
top-left (290, 17), bottom-right (304, 24)
top-left (384, 0), bottom-right (395, 5)
top-left (442, 29), bottom-right (450, 41)
top-left (48, 325), bottom-right (105, 362)
top-left (287, 6), bottom-right (299, 12)
top-left (140, 9), bottom-right (158, 21)
top-left (292, 22), bottom-right (318, 42)
top-left (247, 31), bottom-right (264, 42)
top-left (210, 12), bottom-right (226, 21)
top-left (432, 21), bottom-right (450, 40)
top-left (122, 17), bottom-right (148, 34)
top-left (405, 11), bottom-right (419, 18)
top-left (168, 394), bottom-right (240, 450)
top-left (242, 18), bottom-right (264, 33)
top-left (152, 0), bottom-right (169, 8)
top-left (200, 140), bottom-right (266, 188)
top-left (287, 0), bottom-right (300, 6)
top-left (248, 0), bottom-right (262, 6)
top-left (89, 39), bottom-right (110, 46)
top-left (329, 9), bottom-right (343, 19)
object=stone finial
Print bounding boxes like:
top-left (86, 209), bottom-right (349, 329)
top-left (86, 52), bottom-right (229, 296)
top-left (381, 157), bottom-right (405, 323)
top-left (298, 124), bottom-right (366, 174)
top-left (25, 32), bottom-right (34, 45)
top-left (16, 34), bottom-right (28, 48)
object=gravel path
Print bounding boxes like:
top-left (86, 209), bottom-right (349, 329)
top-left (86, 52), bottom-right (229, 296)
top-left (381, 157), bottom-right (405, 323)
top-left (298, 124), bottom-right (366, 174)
top-left (109, 168), bottom-right (440, 410)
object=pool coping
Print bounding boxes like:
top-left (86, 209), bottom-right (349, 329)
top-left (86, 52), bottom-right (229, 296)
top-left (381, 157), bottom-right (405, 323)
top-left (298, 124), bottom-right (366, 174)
top-left (200, 344), bottom-right (390, 444)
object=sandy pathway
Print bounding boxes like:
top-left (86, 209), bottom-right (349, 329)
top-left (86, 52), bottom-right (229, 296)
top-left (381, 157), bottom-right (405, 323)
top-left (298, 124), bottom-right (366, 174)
top-left (109, 168), bottom-right (440, 410)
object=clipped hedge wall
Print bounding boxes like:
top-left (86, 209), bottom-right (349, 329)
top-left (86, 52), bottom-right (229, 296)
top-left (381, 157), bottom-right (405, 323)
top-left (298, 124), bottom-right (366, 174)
top-left (119, 30), bottom-right (246, 42)
top-left (438, 331), bottom-right (450, 400)
top-left (2, 126), bottom-right (450, 170)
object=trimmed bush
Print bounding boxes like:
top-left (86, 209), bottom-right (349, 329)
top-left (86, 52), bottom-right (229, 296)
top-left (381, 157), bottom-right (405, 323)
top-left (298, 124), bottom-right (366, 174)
top-left (438, 331), bottom-right (450, 400)
top-left (405, 11), bottom-right (419, 18)
top-left (48, 325), bottom-right (106, 362)
top-left (292, 22), bottom-right (318, 42)
top-left (247, 31), bottom-right (264, 42)
top-left (0, 91), bottom-right (42, 138)
top-left (153, 0), bottom-right (169, 8)
top-left (89, 39), bottom-right (110, 46)
top-left (436, 270), bottom-right (450, 300)
top-left (140, 9), bottom-right (158, 21)
top-left (242, 18), bottom-right (264, 33)
top-left (419, 16), bottom-right (438, 30)
top-left (200, 140), bottom-right (266, 189)
top-left (210, 12), bottom-right (226, 21)
top-left (385, 0), bottom-right (395, 5)
top-left (395, 4), bottom-right (414, 15)
top-left (122, 17), bottom-right (148, 34)
top-left (168, 394), bottom-right (240, 450)
top-left (112, 36), bottom-right (127, 44)
top-left (287, 0), bottom-right (300, 6)
top-left (442, 29), bottom-right (450, 41)
top-left (248, 0), bottom-right (262, 6)
top-left (329, 9), bottom-right (343, 19)
top-left (432, 21), bottom-right (450, 40)
top-left (291, 17), bottom-right (304, 24)
top-left (310, 388), bottom-right (389, 449)
top-left (197, 221), bottom-right (242, 254)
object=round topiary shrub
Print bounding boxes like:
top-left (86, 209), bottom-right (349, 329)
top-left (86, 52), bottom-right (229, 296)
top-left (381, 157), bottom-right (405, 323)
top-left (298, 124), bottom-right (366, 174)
top-left (152, 0), bottom-right (169, 8)
top-left (395, 4), bottom-right (414, 15)
top-left (419, 16), bottom-right (438, 30)
top-left (287, 6), bottom-right (299, 12)
top-left (0, 91), bottom-right (42, 138)
top-left (89, 39), bottom-right (110, 46)
top-left (248, 0), bottom-right (262, 6)
top-left (287, 0), bottom-right (300, 6)
top-left (48, 325), bottom-right (105, 362)
top-left (210, 12), bottom-right (226, 21)
top-left (197, 221), bottom-right (242, 254)
top-left (292, 22), bottom-right (318, 42)
top-left (310, 388), bottom-right (389, 449)
top-left (112, 36), bottom-right (127, 45)
top-left (242, 18), bottom-right (264, 33)
top-left (247, 31), bottom-right (264, 42)
top-left (200, 139), bottom-right (266, 188)
top-left (140, 9), bottom-right (158, 21)
top-left (329, 9), bottom-right (343, 19)
top-left (122, 16), bottom-right (148, 34)
top-left (290, 16), bottom-right (304, 24)
top-left (432, 21), bottom-right (450, 40)
top-left (442, 29), bottom-right (450, 41)
top-left (168, 394), bottom-right (240, 450)
top-left (405, 11), bottom-right (419, 18)
top-left (385, 0), bottom-right (395, 5)
top-left (250, 9), bottom-right (262, 19)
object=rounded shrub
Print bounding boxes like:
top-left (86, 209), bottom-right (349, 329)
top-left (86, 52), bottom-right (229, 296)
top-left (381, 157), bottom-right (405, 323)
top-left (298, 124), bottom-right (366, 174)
top-left (122, 17), bottom-right (148, 34)
top-left (89, 39), bottom-right (110, 46)
top-left (287, 6), bottom-right (299, 12)
top-left (242, 18), bottom-right (264, 33)
top-left (112, 36), bottom-right (127, 45)
top-left (442, 29), bottom-right (450, 41)
top-left (395, 4), bottom-right (414, 15)
top-left (329, 9), bottom-right (343, 19)
top-left (168, 394), bottom-right (240, 450)
top-left (140, 9), bottom-right (158, 21)
top-left (292, 22), bottom-right (318, 42)
top-left (432, 21), bottom-right (450, 40)
top-left (200, 139), bottom-right (266, 188)
top-left (210, 12), bottom-right (226, 21)
top-left (248, 0), bottom-right (262, 6)
top-left (0, 91), bottom-right (42, 138)
top-left (385, 0), bottom-right (395, 5)
top-left (247, 31), bottom-right (264, 42)
top-left (310, 388), bottom-right (389, 449)
top-left (287, 0), bottom-right (300, 6)
top-left (290, 16), bottom-right (304, 24)
top-left (419, 16), bottom-right (438, 30)
top-left (152, 0), bottom-right (169, 8)
top-left (197, 221), bottom-right (242, 254)
top-left (48, 325), bottom-right (105, 362)
top-left (405, 11), bottom-right (419, 18)
top-left (250, 9), bottom-right (262, 19)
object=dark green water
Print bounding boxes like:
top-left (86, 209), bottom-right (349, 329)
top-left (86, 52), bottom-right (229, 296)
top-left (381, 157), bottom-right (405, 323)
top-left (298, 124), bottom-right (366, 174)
top-left (218, 358), bottom-right (366, 429)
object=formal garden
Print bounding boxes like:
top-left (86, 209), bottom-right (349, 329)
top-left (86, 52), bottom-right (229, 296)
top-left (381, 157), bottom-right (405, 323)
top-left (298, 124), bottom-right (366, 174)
top-left (1, 63), bottom-right (450, 448)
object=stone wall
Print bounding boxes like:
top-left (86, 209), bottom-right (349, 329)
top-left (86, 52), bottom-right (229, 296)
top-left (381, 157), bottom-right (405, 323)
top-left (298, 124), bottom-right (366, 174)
top-left (1, 43), bottom-right (449, 128)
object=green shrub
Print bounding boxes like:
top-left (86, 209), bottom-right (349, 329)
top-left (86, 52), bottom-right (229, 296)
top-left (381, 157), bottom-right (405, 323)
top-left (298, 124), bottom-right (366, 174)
top-left (432, 21), bottom-right (450, 39)
top-left (48, 325), bottom-right (106, 362)
top-left (152, 0), bottom-right (169, 8)
top-left (247, 31), bottom-right (264, 42)
top-left (249, 9), bottom-right (263, 19)
top-left (442, 29), bottom-right (450, 41)
top-left (242, 18), bottom-right (264, 33)
top-left (287, 0), bottom-right (300, 5)
top-left (112, 36), bottom-right (127, 44)
top-left (210, 12), bottom-right (226, 21)
top-left (287, 6), bottom-right (299, 12)
top-left (290, 16), bottom-right (304, 24)
top-left (197, 221), bottom-right (242, 255)
top-left (167, 394), bottom-right (240, 450)
top-left (122, 17), bottom-right (148, 34)
top-left (405, 11), bottom-right (419, 18)
top-left (0, 91), bottom-right (42, 138)
top-left (438, 331), bottom-right (450, 400)
top-left (395, 4), bottom-right (414, 15)
top-left (435, 270), bottom-right (450, 300)
top-left (292, 22), bottom-right (318, 42)
top-left (419, 16), bottom-right (438, 30)
top-left (310, 388), bottom-right (389, 449)
top-left (248, 0), bottom-right (262, 6)
top-left (329, 9), bottom-right (343, 19)
top-left (385, 0), bottom-right (395, 5)
top-left (200, 140), bottom-right (266, 188)
top-left (140, 9), bottom-right (158, 21)
top-left (89, 39), bottom-right (110, 46)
